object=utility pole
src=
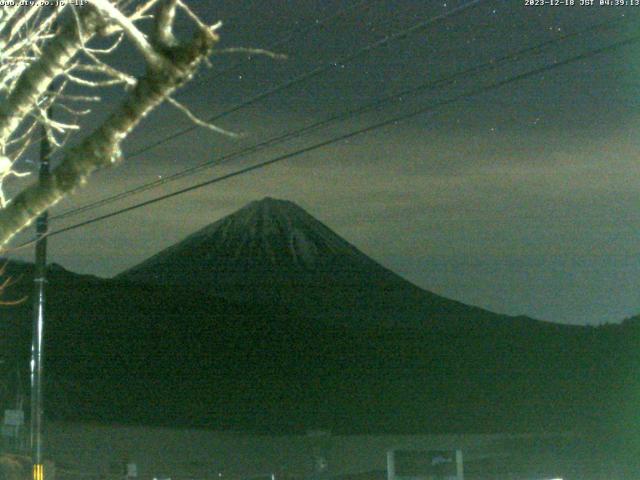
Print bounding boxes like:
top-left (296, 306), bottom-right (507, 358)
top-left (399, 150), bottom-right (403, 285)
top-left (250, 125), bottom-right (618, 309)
top-left (30, 115), bottom-right (51, 480)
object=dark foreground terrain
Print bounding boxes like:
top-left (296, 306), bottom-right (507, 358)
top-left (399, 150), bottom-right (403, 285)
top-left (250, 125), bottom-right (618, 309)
top-left (0, 200), bottom-right (638, 450)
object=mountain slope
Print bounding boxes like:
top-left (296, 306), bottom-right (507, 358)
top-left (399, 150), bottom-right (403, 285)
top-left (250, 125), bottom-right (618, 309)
top-left (117, 197), bottom-right (520, 327)
top-left (0, 199), bottom-right (638, 435)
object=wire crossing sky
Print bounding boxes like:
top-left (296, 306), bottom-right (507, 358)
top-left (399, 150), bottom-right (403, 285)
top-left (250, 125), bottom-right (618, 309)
top-left (50, 0), bottom-right (493, 221)
top-left (50, 14), bottom-right (632, 222)
top-left (39, 31), bottom-right (640, 240)
top-left (7, 0), bottom-right (640, 325)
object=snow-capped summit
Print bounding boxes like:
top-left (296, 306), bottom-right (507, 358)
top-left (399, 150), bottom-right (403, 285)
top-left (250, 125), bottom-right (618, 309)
top-left (187, 196), bottom-right (362, 267)
top-left (117, 197), bottom-right (482, 322)
top-left (119, 197), bottom-right (374, 274)
top-left (118, 197), bottom-right (388, 285)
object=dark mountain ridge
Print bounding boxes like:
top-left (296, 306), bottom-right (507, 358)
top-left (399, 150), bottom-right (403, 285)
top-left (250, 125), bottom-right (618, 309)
top-left (117, 198), bottom-right (540, 328)
top-left (0, 198), bottom-right (637, 436)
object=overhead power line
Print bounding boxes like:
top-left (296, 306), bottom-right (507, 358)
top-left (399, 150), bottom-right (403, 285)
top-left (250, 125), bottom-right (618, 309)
top-left (124, 0), bottom-right (491, 159)
top-left (38, 33), bottom-right (640, 242)
top-left (51, 14), bottom-right (628, 222)
top-left (50, 0), bottom-right (504, 221)
top-left (2, 3), bottom-right (382, 136)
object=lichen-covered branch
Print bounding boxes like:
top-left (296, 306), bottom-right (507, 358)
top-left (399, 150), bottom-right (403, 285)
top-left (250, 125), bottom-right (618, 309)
top-left (88, 0), bottom-right (165, 68)
top-left (0, 261), bottom-right (26, 304)
top-left (0, 7), bottom-right (102, 148)
top-left (0, 17), bottom-right (220, 246)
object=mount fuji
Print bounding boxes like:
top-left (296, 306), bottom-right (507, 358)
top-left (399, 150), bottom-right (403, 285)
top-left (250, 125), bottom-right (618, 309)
top-left (0, 198), bottom-right (637, 435)
top-left (117, 197), bottom-right (511, 327)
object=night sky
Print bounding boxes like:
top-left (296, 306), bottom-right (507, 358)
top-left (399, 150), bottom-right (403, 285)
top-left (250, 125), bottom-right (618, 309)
top-left (7, 0), bottom-right (640, 325)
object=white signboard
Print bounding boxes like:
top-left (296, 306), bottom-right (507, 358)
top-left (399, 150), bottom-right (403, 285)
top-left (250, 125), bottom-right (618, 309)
top-left (4, 409), bottom-right (24, 426)
top-left (387, 449), bottom-right (464, 480)
top-left (126, 463), bottom-right (138, 478)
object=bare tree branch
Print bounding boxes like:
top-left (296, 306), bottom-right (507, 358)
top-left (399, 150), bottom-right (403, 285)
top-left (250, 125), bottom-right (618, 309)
top-left (0, 7), bottom-right (103, 148)
top-left (0, 9), bottom-right (221, 246)
top-left (155, 0), bottom-right (178, 47)
top-left (0, 262), bottom-right (26, 305)
top-left (88, 0), bottom-right (165, 68)
top-left (214, 47), bottom-right (287, 61)
top-left (167, 96), bottom-right (239, 137)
